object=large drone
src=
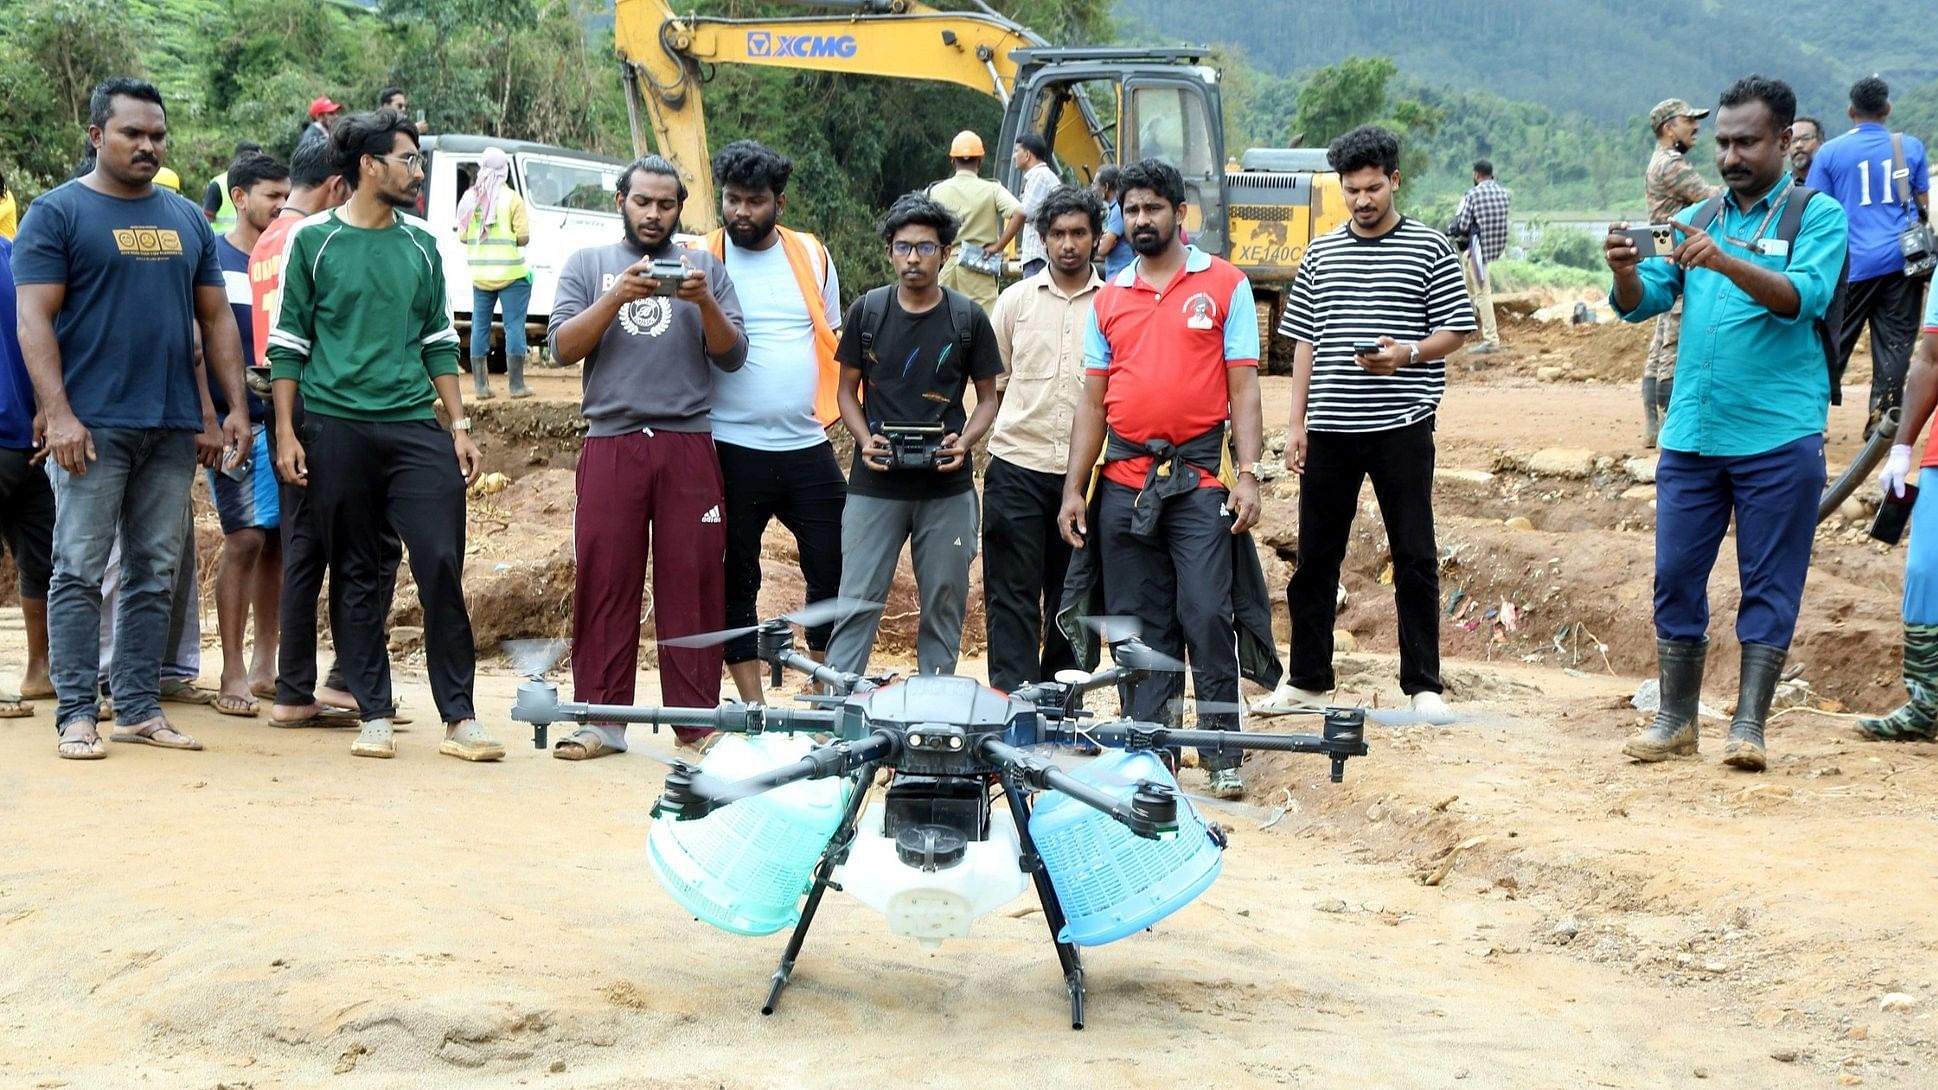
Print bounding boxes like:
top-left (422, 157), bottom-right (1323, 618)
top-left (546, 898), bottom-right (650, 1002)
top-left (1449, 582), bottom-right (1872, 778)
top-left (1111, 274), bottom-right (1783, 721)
top-left (509, 604), bottom-right (1371, 1030)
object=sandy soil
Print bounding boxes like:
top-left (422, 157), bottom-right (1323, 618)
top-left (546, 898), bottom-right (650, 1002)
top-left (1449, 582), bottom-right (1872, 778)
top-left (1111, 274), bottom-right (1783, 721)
top-left (3, 326), bottom-right (1937, 1089)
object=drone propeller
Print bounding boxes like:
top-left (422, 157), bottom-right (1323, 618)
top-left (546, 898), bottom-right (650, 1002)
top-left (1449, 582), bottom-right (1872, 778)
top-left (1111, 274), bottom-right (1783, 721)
top-left (657, 597), bottom-right (886, 649)
top-left (1232, 699), bottom-right (1495, 727)
top-left (502, 637), bottom-right (569, 678)
top-left (1030, 743), bottom-right (1293, 828)
top-left (1076, 617), bottom-right (1189, 673)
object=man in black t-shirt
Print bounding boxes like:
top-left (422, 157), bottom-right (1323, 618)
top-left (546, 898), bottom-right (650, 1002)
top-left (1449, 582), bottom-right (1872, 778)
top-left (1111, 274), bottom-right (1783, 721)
top-left (825, 194), bottom-right (1003, 677)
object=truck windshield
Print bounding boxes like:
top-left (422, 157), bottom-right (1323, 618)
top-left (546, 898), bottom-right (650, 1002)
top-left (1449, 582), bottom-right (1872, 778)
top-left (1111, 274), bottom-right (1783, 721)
top-left (524, 160), bottom-right (620, 212)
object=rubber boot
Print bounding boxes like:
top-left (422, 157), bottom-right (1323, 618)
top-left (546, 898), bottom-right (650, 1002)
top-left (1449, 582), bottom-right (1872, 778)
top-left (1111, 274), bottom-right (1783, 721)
top-left (1623, 637), bottom-right (1706, 761)
top-left (1722, 643), bottom-right (1785, 772)
top-left (1857, 622), bottom-right (1938, 741)
top-left (508, 350), bottom-right (533, 399)
top-left (471, 356), bottom-right (494, 400)
top-left (1642, 377), bottom-right (1660, 449)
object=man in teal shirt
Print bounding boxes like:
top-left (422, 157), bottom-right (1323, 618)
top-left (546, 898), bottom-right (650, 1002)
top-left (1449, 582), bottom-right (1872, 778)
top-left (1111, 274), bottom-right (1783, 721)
top-left (1604, 75), bottom-right (1848, 774)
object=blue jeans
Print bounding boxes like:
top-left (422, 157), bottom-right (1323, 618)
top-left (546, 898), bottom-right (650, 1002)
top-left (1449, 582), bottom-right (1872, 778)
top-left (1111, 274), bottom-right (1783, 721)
top-left (470, 278), bottom-right (531, 359)
top-left (1654, 434), bottom-right (1825, 649)
top-left (45, 428), bottom-right (197, 728)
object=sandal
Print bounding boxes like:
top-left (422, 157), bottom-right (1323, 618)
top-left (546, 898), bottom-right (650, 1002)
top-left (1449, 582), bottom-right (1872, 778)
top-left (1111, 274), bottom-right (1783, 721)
top-left (110, 716), bottom-right (203, 750)
top-left (440, 720), bottom-right (506, 763)
top-left (213, 692), bottom-right (260, 718)
top-left (57, 718), bottom-right (106, 760)
top-left (351, 719), bottom-right (396, 759)
top-left (269, 705), bottom-right (362, 728)
top-left (19, 682), bottom-right (54, 701)
top-left (0, 696), bottom-right (33, 719)
top-left (553, 727), bottom-right (622, 761)
top-left (159, 680), bottom-right (215, 705)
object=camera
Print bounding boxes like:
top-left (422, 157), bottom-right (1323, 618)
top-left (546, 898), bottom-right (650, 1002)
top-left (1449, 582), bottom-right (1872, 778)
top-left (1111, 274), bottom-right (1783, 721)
top-left (643, 257), bottom-right (691, 297)
top-left (878, 423), bottom-right (946, 470)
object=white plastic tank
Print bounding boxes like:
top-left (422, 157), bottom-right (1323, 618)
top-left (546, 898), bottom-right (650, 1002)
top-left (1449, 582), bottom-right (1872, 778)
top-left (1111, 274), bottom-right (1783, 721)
top-left (836, 802), bottom-right (1031, 947)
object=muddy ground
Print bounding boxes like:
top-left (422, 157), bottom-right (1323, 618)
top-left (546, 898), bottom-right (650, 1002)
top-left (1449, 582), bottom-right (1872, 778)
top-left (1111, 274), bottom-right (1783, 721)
top-left (2, 319), bottom-right (1935, 1089)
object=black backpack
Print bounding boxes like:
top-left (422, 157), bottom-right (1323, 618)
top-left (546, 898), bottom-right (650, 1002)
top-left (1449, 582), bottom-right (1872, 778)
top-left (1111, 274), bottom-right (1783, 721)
top-left (1688, 185), bottom-right (1849, 402)
top-left (856, 284), bottom-right (979, 365)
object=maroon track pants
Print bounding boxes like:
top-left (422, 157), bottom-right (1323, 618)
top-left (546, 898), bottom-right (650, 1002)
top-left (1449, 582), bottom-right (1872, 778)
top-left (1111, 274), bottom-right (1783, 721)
top-left (572, 430), bottom-right (725, 743)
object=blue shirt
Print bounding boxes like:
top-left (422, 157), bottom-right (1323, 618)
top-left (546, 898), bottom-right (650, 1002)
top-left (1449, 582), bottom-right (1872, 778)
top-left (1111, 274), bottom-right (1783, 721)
top-left (0, 237), bottom-right (35, 450)
top-left (1102, 201), bottom-right (1134, 279)
top-left (213, 235), bottom-right (265, 422)
top-left (9, 181), bottom-right (220, 431)
top-left (1613, 179), bottom-right (1848, 457)
top-left (1806, 122), bottom-right (1928, 283)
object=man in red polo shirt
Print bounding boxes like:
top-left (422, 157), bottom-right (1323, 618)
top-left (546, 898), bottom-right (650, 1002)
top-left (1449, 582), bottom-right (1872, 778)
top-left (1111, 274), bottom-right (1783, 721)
top-left (1057, 157), bottom-right (1268, 799)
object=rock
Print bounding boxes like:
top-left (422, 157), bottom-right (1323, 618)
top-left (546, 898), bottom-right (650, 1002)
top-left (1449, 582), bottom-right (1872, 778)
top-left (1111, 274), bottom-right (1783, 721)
top-left (1623, 456), bottom-right (1658, 483)
top-left (1535, 366), bottom-right (1566, 382)
top-left (1525, 447), bottom-right (1597, 479)
top-left (1701, 960), bottom-right (1728, 974)
top-left (1631, 679), bottom-right (1661, 713)
top-left (1503, 516), bottom-right (1535, 532)
top-left (1846, 1024), bottom-right (1870, 1040)
top-left (1838, 1075), bottom-right (1863, 1086)
top-left (1315, 898), bottom-right (1347, 914)
top-left (1551, 918), bottom-right (1581, 943)
top-left (1770, 1048), bottom-right (1798, 1063)
top-left (1693, 1067), bottom-right (1708, 1079)
top-left (1333, 628), bottom-right (1358, 653)
top-left (1620, 485), bottom-right (1657, 502)
top-left (1365, 800), bottom-right (1388, 823)
top-left (1436, 468), bottom-right (1496, 485)
top-left (1839, 497), bottom-right (1866, 523)
top-left (1879, 992), bottom-right (1919, 1012)
top-left (469, 470), bottom-right (512, 496)
top-left (550, 1060), bottom-right (567, 1074)
top-left (387, 625), bottom-right (424, 651)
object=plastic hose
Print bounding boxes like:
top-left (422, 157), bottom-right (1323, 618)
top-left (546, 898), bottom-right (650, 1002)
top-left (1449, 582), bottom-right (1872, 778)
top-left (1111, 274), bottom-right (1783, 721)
top-left (1818, 406), bottom-right (1902, 524)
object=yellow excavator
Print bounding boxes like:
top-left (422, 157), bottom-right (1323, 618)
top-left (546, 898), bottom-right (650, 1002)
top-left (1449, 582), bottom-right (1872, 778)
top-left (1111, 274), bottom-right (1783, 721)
top-left (613, 0), bottom-right (1344, 356)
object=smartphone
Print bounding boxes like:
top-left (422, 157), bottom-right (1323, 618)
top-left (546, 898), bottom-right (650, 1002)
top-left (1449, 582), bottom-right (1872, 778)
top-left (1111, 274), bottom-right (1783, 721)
top-left (1871, 483), bottom-right (1919, 545)
top-left (1619, 224), bottom-right (1677, 260)
top-left (1352, 340), bottom-right (1380, 356)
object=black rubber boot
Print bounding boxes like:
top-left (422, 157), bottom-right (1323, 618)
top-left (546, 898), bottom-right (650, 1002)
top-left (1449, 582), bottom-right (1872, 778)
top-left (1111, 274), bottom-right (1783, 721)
top-left (1642, 377), bottom-right (1659, 449)
top-left (1722, 642), bottom-right (1786, 772)
top-left (471, 356), bottom-right (495, 400)
top-left (1624, 638), bottom-right (1706, 761)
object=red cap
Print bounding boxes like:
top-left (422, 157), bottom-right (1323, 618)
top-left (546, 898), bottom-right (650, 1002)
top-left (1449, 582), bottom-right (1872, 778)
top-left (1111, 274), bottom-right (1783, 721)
top-left (308, 96), bottom-right (342, 120)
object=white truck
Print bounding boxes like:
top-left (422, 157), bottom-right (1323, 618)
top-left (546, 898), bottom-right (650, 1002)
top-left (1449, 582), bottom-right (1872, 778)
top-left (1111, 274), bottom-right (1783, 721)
top-left (412, 134), bottom-right (629, 359)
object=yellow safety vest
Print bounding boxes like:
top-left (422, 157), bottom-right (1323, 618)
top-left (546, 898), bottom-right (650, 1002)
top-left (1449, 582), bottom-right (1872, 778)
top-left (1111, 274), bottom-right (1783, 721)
top-left (210, 172), bottom-right (237, 236)
top-left (704, 225), bottom-right (841, 426)
top-left (462, 190), bottom-right (528, 287)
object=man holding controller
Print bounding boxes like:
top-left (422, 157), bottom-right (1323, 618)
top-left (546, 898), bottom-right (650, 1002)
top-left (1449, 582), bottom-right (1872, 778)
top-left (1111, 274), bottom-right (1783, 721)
top-left (1604, 76), bottom-right (1846, 772)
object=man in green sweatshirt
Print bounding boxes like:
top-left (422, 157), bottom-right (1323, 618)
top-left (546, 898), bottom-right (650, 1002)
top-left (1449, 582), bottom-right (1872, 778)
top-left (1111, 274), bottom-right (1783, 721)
top-left (265, 110), bottom-right (501, 762)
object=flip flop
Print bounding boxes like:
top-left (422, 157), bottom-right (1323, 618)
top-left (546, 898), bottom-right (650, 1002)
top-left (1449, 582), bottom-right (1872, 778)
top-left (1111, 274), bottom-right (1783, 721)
top-left (439, 720), bottom-right (506, 762)
top-left (18, 683), bottom-right (54, 701)
top-left (0, 697), bottom-right (34, 718)
top-left (213, 693), bottom-right (260, 718)
top-left (57, 718), bottom-right (106, 760)
top-left (159, 680), bottom-right (215, 705)
top-left (110, 717), bottom-right (203, 751)
top-left (268, 705), bottom-right (363, 728)
top-left (553, 727), bottom-right (622, 761)
top-left (351, 719), bottom-right (395, 759)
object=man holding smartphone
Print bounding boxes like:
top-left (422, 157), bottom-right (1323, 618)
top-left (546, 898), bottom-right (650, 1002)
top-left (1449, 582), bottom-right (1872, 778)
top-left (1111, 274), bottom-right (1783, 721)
top-left (1604, 76), bottom-right (1847, 773)
top-left (547, 155), bottom-right (746, 760)
top-left (1272, 126), bottom-right (1475, 726)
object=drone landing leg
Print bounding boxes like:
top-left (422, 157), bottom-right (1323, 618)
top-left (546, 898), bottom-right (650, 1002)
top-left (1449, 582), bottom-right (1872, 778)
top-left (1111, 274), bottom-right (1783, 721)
top-left (762, 765), bottom-right (875, 1017)
top-left (1001, 778), bottom-right (1086, 1031)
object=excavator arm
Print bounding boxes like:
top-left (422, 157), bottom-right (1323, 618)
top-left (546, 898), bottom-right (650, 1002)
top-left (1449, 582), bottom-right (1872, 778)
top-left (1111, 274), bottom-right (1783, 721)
top-left (615, 0), bottom-right (1084, 232)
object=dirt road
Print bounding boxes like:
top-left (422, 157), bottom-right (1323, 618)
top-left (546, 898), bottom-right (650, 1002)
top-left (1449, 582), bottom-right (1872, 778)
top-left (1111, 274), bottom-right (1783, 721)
top-left (2, 327), bottom-right (1935, 1088)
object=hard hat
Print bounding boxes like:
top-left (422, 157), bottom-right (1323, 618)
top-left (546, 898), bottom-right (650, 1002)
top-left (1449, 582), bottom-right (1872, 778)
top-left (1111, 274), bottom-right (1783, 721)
top-left (309, 95), bottom-right (343, 120)
top-left (949, 130), bottom-right (985, 158)
top-left (153, 166), bottom-right (182, 193)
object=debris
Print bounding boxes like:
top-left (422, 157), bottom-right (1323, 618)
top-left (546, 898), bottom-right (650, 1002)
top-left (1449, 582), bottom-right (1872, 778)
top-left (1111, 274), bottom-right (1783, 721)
top-left (1622, 456), bottom-right (1658, 483)
top-left (1550, 918), bottom-right (1582, 943)
top-left (1692, 1067), bottom-right (1708, 1079)
top-left (549, 1060), bottom-right (567, 1074)
top-left (1315, 899), bottom-right (1348, 914)
top-left (1431, 794), bottom-right (1458, 812)
top-left (1838, 1075), bottom-right (1863, 1086)
top-left (1420, 836), bottom-right (1487, 887)
top-left (1503, 516), bottom-right (1535, 532)
top-left (1770, 1048), bottom-right (1798, 1063)
top-left (469, 471), bottom-right (512, 497)
top-left (1879, 992), bottom-right (1919, 1012)
top-left (1846, 1024), bottom-right (1870, 1040)
top-left (1333, 628), bottom-right (1358, 653)
top-left (1619, 485), bottom-right (1656, 502)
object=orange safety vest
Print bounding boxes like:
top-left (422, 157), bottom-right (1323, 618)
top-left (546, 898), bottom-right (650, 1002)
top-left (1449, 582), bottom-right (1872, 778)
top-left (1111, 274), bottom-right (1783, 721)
top-left (705, 225), bottom-right (842, 426)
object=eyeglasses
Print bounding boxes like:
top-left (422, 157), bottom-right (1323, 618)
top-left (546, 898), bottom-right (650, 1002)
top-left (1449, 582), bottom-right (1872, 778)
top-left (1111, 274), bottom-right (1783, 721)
top-left (890, 241), bottom-right (941, 257)
top-left (375, 153), bottom-right (424, 171)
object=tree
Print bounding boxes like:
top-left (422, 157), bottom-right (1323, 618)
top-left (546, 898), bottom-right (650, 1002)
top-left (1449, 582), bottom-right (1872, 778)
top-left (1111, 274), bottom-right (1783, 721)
top-left (1291, 56), bottom-right (1443, 181)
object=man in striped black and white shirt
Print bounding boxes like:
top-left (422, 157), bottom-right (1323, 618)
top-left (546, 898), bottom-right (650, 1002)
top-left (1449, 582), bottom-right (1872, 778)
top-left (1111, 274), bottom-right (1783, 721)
top-left (1274, 125), bottom-right (1475, 724)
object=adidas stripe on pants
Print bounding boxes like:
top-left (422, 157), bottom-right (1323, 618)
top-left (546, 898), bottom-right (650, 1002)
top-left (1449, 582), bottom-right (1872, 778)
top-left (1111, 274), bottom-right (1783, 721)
top-left (571, 429), bottom-right (725, 745)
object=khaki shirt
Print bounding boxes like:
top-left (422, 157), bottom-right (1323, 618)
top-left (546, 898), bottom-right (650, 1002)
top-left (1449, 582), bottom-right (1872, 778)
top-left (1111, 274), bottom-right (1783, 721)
top-left (988, 269), bottom-right (1102, 475)
top-left (1646, 145), bottom-right (1716, 226)
top-left (929, 168), bottom-right (1022, 249)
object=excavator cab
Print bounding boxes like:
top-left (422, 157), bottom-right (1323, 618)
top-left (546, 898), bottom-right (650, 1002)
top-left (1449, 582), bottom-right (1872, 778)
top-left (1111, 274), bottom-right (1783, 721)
top-left (997, 48), bottom-right (1228, 257)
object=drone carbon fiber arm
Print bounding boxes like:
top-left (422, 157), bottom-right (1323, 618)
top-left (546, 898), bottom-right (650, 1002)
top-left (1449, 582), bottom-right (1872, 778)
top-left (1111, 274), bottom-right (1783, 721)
top-left (1084, 716), bottom-right (1370, 784)
top-left (655, 730), bottom-right (898, 821)
top-left (980, 738), bottom-right (1177, 841)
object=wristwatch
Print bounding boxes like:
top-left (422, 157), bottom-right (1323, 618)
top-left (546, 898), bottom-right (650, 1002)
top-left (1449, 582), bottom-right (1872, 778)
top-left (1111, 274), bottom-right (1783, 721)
top-left (1407, 341), bottom-right (1421, 365)
top-left (452, 417), bottom-right (473, 432)
top-left (1238, 462), bottom-right (1261, 479)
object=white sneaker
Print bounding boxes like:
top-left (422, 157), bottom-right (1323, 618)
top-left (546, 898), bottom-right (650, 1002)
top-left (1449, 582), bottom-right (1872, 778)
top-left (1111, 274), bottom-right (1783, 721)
top-left (1409, 692), bottom-right (1456, 725)
top-left (1251, 683), bottom-right (1333, 714)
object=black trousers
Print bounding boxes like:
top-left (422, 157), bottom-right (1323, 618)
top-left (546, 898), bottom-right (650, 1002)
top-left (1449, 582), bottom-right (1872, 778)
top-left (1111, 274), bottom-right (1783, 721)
top-left (1097, 479), bottom-right (1239, 771)
top-left (717, 439), bottom-right (846, 664)
top-left (981, 456), bottom-right (1077, 691)
top-left (1835, 270), bottom-right (1926, 419)
top-left (305, 413), bottom-right (472, 722)
top-left (1289, 418), bottom-right (1442, 696)
top-left (275, 397), bottom-right (400, 705)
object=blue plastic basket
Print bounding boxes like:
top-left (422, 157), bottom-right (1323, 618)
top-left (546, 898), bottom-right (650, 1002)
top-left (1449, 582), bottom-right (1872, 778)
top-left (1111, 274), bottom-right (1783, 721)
top-left (646, 735), bottom-right (851, 936)
top-left (1029, 750), bottom-right (1225, 946)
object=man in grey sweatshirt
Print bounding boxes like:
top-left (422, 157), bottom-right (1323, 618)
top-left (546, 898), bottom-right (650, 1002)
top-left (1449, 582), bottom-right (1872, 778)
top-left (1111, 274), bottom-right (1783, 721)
top-left (546, 155), bottom-right (747, 759)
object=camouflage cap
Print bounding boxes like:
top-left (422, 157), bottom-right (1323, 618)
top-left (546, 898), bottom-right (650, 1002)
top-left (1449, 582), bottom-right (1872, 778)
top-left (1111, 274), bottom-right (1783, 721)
top-left (1650, 98), bottom-right (1711, 133)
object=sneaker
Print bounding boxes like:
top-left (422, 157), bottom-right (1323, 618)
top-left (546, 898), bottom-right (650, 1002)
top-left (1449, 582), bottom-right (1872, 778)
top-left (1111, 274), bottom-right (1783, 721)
top-left (1208, 767), bottom-right (1245, 800)
top-left (1251, 683), bottom-right (1332, 713)
top-left (1408, 692), bottom-right (1456, 725)
top-left (1469, 341), bottom-right (1501, 355)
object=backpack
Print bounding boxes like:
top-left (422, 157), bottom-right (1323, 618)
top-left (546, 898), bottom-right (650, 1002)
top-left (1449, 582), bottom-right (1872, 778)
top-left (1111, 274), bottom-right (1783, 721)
top-left (856, 284), bottom-right (979, 367)
top-left (1688, 185), bottom-right (1848, 400)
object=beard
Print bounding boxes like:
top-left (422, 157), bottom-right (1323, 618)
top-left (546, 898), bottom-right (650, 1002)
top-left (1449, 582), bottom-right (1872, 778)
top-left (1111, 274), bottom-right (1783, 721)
top-left (1129, 228), bottom-right (1170, 256)
top-left (725, 215), bottom-right (775, 249)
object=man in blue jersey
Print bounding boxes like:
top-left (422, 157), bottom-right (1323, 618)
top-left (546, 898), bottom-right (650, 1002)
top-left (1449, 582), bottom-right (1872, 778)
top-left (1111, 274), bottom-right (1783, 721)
top-left (1808, 76), bottom-right (1930, 431)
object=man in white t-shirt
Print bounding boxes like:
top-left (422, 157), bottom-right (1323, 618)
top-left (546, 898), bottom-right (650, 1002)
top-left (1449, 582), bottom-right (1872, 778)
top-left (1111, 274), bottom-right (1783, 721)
top-left (705, 141), bottom-right (846, 701)
top-left (1014, 132), bottom-right (1060, 278)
